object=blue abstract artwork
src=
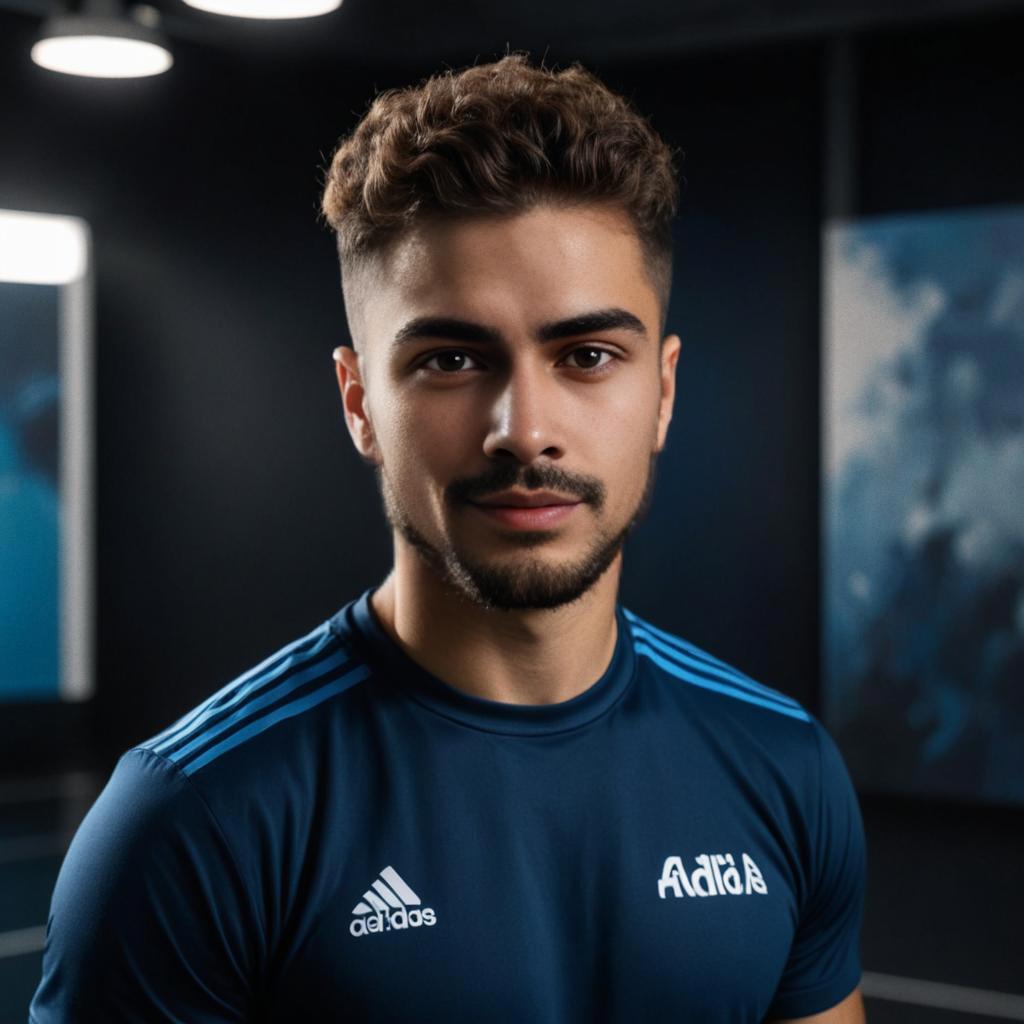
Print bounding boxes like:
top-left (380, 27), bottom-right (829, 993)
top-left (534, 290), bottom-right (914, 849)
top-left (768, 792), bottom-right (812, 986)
top-left (823, 204), bottom-right (1024, 806)
top-left (0, 281), bottom-right (61, 699)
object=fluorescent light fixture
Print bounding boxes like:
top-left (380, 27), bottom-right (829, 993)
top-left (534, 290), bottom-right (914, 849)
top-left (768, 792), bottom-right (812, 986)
top-left (31, 5), bottom-right (173, 79)
top-left (32, 34), bottom-right (172, 78)
top-left (0, 209), bottom-right (89, 285)
top-left (183, 0), bottom-right (342, 18)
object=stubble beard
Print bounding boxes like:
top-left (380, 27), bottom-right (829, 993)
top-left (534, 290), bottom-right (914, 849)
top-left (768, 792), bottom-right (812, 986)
top-left (373, 451), bottom-right (659, 612)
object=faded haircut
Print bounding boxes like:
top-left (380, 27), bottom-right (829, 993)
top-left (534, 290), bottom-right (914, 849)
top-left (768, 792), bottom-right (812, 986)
top-left (320, 52), bottom-right (682, 348)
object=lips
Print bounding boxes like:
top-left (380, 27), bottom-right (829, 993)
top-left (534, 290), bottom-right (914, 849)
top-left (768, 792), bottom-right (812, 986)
top-left (470, 501), bottom-right (581, 529)
top-left (472, 491), bottom-right (579, 508)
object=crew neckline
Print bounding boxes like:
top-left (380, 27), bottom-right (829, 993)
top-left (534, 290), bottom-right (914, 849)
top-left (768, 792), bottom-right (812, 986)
top-left (333, 585), bottom-right (638, 736)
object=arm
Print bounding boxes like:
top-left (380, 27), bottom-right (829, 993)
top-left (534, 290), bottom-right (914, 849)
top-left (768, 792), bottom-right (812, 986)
top-left (29, 748), bottom-right (260, 1023)
top-left (769, 985), bottom-right (866, 1023)
top-left (763, 718), bottom-right (868, 1021)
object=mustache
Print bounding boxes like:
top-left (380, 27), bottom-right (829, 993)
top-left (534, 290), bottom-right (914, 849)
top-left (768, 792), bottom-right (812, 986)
top-left (450, 467), bottom-right (603, 509)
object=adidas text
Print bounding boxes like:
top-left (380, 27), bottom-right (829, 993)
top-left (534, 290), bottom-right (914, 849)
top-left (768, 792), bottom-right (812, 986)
top-left (349, 865), bottom-right (438, 937)
top-left (658, 853), bottom-right (767, 898)
top-left (350, 906), bottom-right (437, 936)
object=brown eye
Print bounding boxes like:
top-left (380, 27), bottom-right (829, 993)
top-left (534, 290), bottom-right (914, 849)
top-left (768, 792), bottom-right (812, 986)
top-left (419, 346), bottom-right (617, 376)
top-left (421, 351), bottom-right (483, 373)
top-left (565, 347), bottom-right (615, 371)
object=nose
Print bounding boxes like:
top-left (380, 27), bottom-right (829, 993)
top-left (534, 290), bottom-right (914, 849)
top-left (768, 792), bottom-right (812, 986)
top-left (481, 358), bottom-right (565, 463)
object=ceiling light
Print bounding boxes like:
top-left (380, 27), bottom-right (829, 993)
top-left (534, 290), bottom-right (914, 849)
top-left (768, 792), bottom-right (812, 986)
top-left (31, 2), bottom-right (173, 79)
top-left (182, 0), bottom-right (342, 18)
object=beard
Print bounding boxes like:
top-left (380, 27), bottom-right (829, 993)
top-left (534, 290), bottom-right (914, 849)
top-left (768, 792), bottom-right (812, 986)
top-left (373, 451), bottom-right (659, 612)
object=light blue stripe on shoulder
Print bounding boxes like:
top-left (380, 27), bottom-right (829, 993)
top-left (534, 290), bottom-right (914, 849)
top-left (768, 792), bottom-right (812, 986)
top-left (631, 638), bottom-right (810, 722)
top-left (148, 626), bottom-right (337, 756)
top-left (614, 606), bottom-right (798, 704)
top-left (626, 622), bottom-right (802, 710)
top-left (623, 607), bottom-right (760, 683)
top-left (139, 627), bottom-right (324, 751)
top-left (180, 663), bottom-right (373, 776)
top-left (165, 645), bottom-right (355, 765)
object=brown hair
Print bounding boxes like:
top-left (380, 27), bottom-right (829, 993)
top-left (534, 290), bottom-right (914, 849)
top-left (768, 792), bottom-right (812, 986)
top-left (320, 52), bottom-right (682, 337)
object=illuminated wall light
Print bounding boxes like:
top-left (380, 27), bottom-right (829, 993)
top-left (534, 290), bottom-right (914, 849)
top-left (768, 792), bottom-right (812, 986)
top-left (0, 210), bottom-right (89, 286)
top-left (31, 2), bottom-right (173, 79)
top-left (182, 0), bottom-right (343, 18)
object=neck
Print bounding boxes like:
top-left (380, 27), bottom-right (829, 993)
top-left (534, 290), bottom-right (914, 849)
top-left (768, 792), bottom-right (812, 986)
top-left (369, 551), bottom-right (622, 706)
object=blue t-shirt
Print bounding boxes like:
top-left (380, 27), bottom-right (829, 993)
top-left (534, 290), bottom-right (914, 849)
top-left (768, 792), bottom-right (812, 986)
top-left (30, 586), bottom-right (865, 1023)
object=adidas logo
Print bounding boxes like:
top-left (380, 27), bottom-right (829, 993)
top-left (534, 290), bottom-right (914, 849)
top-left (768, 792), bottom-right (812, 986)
top-left (658, 853), bottom-right (768, 899)
top-left (349, 865), bottom-right (438, 937)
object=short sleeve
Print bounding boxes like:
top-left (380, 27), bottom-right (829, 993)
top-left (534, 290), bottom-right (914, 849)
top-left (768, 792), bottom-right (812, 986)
top-left (29, 747), bottom-right (261, 1023)
top-left (765, 717), bottom-right (867, 1020)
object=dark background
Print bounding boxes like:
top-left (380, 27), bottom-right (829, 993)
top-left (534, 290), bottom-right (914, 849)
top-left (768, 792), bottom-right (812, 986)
top-left (1, 0), bottom-right (1023, 1019)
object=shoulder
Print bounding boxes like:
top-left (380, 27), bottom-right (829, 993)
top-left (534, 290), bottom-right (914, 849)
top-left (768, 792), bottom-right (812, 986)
top-left (623, 605), bottom-right (813, 728)
top-left (133, 616), bottom-right (375, 785)
top-left (31, 750), bottom-right (261, 1022)
top-left (622, 607), bottom-right (864, 899)
top-left (62, 746), bottom-right (207, 861)
top-left (621, 605), bottom-right (851, 811)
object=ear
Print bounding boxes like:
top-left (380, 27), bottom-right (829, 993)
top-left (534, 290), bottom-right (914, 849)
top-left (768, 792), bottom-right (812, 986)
top-left (333, 345), bottom-right (381, 465)
top-left (654, 334), bottom-right (681, 454)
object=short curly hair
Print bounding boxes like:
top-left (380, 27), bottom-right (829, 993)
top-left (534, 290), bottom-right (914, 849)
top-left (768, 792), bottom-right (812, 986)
top-left (320, 52), bottom-right (682, 343)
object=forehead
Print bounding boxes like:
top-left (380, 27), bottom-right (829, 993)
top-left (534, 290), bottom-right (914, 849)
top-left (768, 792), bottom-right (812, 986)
top-left (361, 203), bottom-right (659, 346)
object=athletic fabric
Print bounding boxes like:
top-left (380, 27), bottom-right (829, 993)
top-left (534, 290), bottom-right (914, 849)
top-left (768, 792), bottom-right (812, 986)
top-left (30, 585), bottom-right (865, 1022)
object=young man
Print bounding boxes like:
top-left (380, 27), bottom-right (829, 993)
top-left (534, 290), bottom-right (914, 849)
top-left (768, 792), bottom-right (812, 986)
top-left (30, 54), bottom-right (866, 1023)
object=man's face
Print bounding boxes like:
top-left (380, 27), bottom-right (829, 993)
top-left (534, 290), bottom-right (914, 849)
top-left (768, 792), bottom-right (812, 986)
top-left (335, 202), bottom-right (681, 612)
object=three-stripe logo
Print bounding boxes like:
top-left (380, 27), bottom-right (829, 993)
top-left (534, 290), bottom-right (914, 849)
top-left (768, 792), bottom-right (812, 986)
top-left (349, 865), bottom-right (438, 937)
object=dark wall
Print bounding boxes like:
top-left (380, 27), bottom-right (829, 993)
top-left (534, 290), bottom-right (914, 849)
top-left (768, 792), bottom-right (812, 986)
top-left (1, 4), bottom-right (1022, 1007)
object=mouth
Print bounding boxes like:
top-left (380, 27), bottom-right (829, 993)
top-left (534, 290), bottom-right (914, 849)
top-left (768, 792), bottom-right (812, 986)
top-left (468, 500), bottom-right (582, 530)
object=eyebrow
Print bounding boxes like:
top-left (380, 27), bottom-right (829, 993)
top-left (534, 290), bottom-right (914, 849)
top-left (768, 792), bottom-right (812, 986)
top-left (391, 307), bottom-right (648, 348)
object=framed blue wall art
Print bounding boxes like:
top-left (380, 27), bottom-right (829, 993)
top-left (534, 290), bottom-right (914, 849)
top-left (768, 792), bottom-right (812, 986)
top-left (0, 209), bottom-right (94, 703)
top-left (822, 203), bottom-right (1024, 806)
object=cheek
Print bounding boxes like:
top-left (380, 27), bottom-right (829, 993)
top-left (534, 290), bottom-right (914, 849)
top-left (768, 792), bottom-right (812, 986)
top-left (580, 375), bottom-right (660, 451)
top-left (382, 398), bottom-right (469, 483)
top-left (600, 386), bottom-right (662, 495)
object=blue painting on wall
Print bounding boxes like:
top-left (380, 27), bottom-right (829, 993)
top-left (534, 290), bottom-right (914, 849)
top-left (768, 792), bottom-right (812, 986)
top-left (0, 281), bottom-right (61, 699)
top-left (823, 204), bottom-right (1024, 806)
